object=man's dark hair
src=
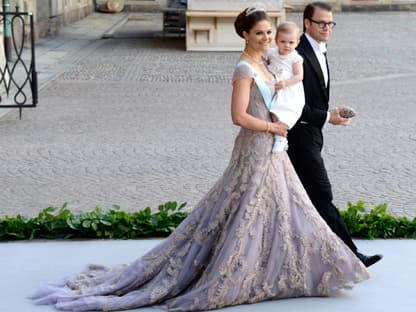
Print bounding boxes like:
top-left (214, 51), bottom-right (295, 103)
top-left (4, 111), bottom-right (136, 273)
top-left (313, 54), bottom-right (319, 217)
top-left (303, 2), bottom-right (333, 32)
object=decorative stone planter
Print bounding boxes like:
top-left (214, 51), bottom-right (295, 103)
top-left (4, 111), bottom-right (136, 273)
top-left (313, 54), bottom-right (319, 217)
top-left (186, 0), bottom-right (285, 51)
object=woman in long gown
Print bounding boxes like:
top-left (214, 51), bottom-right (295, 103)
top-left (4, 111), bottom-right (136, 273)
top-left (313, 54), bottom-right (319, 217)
top-left (30, 7), bottom-right (369, 312)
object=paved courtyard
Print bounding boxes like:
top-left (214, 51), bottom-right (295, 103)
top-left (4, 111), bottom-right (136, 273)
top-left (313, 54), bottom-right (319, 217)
top-left (0, 11), bottom-right (415, 218)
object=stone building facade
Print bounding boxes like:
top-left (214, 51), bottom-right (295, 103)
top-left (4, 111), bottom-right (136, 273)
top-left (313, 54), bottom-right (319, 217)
top-left (130, 0), bottom-right (416, 12)
top-left (0, 0), bottom-right (414, 65)
top-left (286, 0), bottom-right (416, 11)
top-left (0, 0), bottom-right (93, 40)
top-left (0, 0), bottom-right (93, 96)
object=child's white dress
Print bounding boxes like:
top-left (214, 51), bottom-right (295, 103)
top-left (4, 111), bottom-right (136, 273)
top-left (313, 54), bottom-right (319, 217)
top-left (267, 48), bottom-right (305, 153)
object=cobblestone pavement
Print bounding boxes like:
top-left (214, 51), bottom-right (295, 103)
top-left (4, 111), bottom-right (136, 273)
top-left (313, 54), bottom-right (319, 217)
top-left (0, 12), bottom-right (415, 218)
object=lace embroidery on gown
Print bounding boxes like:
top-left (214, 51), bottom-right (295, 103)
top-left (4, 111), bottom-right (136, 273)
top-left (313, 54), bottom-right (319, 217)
top-left (30, 62), bottom-right (369, 312)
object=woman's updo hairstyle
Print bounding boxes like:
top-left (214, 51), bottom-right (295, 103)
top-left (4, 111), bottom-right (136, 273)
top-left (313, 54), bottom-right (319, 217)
top-left (234, 6), bottom-right (271, 39)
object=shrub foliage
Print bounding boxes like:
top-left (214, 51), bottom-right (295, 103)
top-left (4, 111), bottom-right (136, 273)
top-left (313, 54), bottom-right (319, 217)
top-left (0, 201), bottom-right (415, 241)
top-left (0, 201), bottom-right (188, 241)
top-left (340, 200), bottom-right (416, 239)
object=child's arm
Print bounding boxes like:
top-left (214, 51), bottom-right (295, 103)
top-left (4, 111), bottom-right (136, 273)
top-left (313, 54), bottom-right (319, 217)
top-left (275, 61), bottom-right (303, 90)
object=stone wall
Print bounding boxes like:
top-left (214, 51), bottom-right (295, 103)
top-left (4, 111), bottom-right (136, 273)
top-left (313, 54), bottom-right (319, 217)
top-left (37, 0), bottom-right (94, 37)
top-left (1, 0), bottom-right (94, 37)
top-left (132, 0), bottom-right (416, 11)
top-left (63, 0), bottom-right (93, 24)
top-left (0, 0), bottom-right (93, 74)
top-left (285, 0), bottom-right (416, 11)
top-left (0, 0), bottom-right (90, 39)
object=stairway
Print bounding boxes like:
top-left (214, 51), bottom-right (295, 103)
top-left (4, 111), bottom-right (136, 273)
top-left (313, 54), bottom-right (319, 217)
top-left (123, 0), bottom-right (161, 12)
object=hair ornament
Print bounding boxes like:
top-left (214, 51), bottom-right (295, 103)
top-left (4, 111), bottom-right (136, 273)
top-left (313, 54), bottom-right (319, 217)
top-left (245, 2), bottom-right (267, 16)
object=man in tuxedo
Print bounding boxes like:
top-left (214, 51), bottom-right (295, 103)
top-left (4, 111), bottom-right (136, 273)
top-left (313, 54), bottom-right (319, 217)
top-left (287, 2), bottom-right (382, 267)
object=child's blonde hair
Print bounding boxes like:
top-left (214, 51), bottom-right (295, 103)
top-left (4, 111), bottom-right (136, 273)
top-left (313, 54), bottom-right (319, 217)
top-left (275, 21), bottom-right (301, 40)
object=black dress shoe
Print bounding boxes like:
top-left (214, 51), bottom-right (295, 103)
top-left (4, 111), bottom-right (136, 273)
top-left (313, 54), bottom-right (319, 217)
top-left (357, 252), bottom-right (383, 267)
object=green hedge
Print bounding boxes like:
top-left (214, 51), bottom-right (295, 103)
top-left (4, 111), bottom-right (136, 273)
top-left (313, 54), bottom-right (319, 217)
top-left (0, 201), bottom-right (188, 241)
top-left (340, 200), bottom-right (416, 239)
top-left (0, 201), bottom-right (415, 241)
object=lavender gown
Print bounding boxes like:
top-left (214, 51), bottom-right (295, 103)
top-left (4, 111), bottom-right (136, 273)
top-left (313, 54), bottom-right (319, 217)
top-left (30, 63), bottom-right (369, 311)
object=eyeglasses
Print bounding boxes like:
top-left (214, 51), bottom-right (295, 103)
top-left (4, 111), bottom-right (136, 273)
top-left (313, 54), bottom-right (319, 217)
top-left (309, 19), bottom-right (336, 29)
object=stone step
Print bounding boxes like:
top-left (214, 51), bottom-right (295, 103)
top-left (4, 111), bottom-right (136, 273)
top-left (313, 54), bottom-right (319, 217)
top-left (123, 0), bottom-right (161, 12)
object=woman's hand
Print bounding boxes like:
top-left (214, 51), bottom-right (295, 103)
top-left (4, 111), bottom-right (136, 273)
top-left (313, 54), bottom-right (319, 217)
top-left (268, 120), bottom-right (289, 137)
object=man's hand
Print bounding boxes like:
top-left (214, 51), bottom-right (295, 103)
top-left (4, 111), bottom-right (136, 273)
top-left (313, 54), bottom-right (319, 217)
top-left (329, 106), bottom-right (351, 126)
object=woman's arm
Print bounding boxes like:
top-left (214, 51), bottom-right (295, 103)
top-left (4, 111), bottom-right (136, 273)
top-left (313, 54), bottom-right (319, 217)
top-left (231, 78), bottom-right (288, 137)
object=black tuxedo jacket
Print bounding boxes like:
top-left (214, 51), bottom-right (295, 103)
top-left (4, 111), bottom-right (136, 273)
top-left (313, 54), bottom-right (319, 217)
top-left (289, 34), bottom-right (330, 149)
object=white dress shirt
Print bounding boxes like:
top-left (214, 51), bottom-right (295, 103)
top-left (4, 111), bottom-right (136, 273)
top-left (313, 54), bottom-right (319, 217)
top-left (304, 33), bottom-right (330, 126)
top-left (305, 33), bottom-right (328, 86)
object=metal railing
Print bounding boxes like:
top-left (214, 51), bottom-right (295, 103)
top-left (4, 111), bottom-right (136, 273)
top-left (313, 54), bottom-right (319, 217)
top-left (0, 6), bottom-right (37, 118)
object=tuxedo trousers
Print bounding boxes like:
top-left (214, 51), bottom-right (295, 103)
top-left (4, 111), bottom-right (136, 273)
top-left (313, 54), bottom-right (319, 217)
top-left (288, 124), bottom-right (358, 254)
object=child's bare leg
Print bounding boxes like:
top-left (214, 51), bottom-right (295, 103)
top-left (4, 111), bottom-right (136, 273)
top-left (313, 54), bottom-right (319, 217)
top-left (270, 113), bottom-right (288, 153)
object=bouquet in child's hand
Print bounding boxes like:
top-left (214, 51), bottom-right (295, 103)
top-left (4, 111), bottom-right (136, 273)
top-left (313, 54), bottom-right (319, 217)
top-left (339, 107), bottom-right (356, 118)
